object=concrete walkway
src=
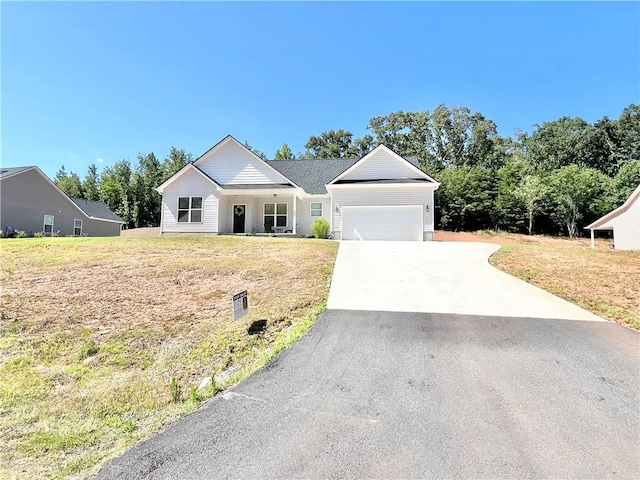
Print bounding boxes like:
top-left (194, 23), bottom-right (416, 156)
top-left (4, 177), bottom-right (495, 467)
top-left (327, 241), bottom-right (605, 321)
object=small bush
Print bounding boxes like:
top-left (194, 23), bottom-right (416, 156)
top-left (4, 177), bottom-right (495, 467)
top-left (16, 231), bottom-right (27, 238)
top-left (33, 232), bottom-right (45, 238)
top-left (78, 333), bottom-right (98, 360)
top-left (170, 376), bottom-right (182, 403)
top-left (311, 218), bottom-right (330, 239)
top-left (51, 230), bottom-right (60, 237)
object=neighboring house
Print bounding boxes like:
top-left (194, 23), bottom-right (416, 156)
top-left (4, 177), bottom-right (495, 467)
top-left (0, 166), bottom-right (124, 237)
top-left (156, 135), bottom-right (440, 241)
top-left (585, 183), bottom-right (640, 250)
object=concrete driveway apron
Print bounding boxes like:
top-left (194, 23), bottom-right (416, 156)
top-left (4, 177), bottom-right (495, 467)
top-left (327, 241), bottom-right (604, 321)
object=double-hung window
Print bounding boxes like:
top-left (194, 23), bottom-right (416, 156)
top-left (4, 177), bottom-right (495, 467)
top-left (264, 203), bottom-right (287, 230)
top-left (178, 197), bottom-right (203, 223)
top-left (74, 219), bottom-right (83, 236)
top-left (43, 215), bottom-right (54, 234)
top-left (310, 202), bottom-right (323, 217)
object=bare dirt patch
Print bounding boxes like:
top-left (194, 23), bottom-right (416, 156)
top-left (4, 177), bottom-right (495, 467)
top-left (0, 235), bottom-right (338, 479)
top-left (435, 230), bottom-right (639, 329)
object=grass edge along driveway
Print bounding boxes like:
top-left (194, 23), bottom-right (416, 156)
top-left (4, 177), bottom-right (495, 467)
top-left (0, 235), bottom-right (338, 480)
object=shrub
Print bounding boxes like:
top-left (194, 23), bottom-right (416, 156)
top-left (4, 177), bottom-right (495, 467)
top-left (16, 231), bottom-right (27, 238)
top-left (33, 232), bottom-right (45, 238)
top-left (170, 376), bottom-right (182, 403)
top-left (311, 218), bottom-right (330, 239)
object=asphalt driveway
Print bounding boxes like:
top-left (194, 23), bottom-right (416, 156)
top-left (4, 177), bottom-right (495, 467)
top-left (94, 311), bottom-right (639, 479)
top-left (327, 241), bottom-right (604, 320)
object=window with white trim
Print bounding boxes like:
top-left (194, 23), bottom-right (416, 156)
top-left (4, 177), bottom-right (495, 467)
top-left (264, 203), bottom-right (287, 230)
top-left (310, 202), bottom-right (323, 217)
top-left (74, 219), bottom-right (83, 236)
top-left (178, 197), bottom-right (203, 223)
top-left (43, 215), bottom-right (54, 234)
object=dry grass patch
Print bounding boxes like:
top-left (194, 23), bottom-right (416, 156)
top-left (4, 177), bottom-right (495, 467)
top-left (0, 235), bottom-right (338, 479)
top-left (436, 230), bottom-right (640, 330)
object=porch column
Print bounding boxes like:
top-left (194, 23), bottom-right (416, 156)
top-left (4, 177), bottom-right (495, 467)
top-left (590, 229), bottom-right (595, 249)
top-left (292, 194), bottom-right (297, 234)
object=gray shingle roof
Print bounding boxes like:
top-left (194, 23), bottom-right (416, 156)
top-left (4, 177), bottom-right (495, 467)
top-left (0, 166), bottom-right (34, 179)
top-left (70, 198), bottom-right (125, 223)
top-left (268, 156), bottom-right (427, 194)
top-left (269, 158), bottom-right (360, 194)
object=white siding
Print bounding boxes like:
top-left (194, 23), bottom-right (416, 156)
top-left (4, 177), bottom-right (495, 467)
top-left (340, 149), bottom-right (421, 181)
top-left (296, 197), bottom-right (331, 235)
top-left (330, 185), bottom-right (436, 234)
top-left (610, 200), bottom-right (640, 250)
top-left (161, 169), bottom-right (219, 233)
top-left (197, 141), bottom-right (288, 185)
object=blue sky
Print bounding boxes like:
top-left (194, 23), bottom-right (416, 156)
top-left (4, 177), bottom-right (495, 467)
top-left (2, 1), bottom-right (639, 179)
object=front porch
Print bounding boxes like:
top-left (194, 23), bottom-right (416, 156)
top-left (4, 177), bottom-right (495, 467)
top-left (218, 186), bottom-right (301, 235)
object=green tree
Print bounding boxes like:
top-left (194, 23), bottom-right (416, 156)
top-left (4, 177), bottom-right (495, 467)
top-left (436, 166), bottom-right (496, 231)
top-left (304, 129), bottom-right (355, 158)
top-left (274, 142), bottom-right (295, 160)
top-left (515, 175), bottom-right (547, 235)
top-left (547, 165), bottom-right (611, 237)
top-left (162, 147), bottom-right (193, 181)
top-left (526, 117), bottom-right (609, 172)
top-left (607, 159), bottom-right (640, 209)
top-left (243, 141), bottom-right (267, 160)
top-left (55, 166), bottom-right (84, 198)
top-left (82, 164), bottom-right (100, 201)
top-left (494, 155), bottom-right (530, 232)
top-left (100, 160), bottom-right (134, 228)
top-left (133, 152), bottom-right (163, 227)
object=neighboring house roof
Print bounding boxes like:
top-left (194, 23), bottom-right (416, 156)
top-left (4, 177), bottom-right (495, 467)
top-left (586, 183), bottom-right (640, 230)
top-left (70, 198), bottom-right (125, 223)
top-left (0, 166), bottom-right (33, 179)
top-left (1, 165), bottom-right (124, 224)
top-left (270, 158), bottom-right (359, 194)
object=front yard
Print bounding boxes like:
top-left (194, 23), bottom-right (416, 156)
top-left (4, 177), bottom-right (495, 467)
top-left (0, 235), bottom-right (338, 479)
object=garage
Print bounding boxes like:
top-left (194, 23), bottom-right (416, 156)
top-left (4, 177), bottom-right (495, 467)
top-left (341, 205), bottom-right (423, 241)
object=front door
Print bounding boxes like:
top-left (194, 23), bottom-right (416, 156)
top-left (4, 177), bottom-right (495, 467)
top-left (233, 205), bottom-right (246, 233)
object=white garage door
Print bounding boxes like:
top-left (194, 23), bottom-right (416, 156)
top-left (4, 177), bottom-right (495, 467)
top-left (341, 205), bottom-right (423, 241)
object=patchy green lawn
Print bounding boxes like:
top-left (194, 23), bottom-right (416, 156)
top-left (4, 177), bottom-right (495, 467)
top-left (0, 236), bottom-right (338, 479)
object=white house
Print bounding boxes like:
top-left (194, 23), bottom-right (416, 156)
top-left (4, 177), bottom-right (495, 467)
top-left (586, 183), bottom-right (640, 250)
top-left (156, 135), bottom-right (440, 241)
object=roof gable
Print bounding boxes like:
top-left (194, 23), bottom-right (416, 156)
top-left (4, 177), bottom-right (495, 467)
top-left (156, 163), bottom-right (220, 194)
top-left (328, 145), bottom-right (438, 185)
top-left (586, 183), bottom-right (640, 230)
top-left (194, 135), bottom-right (295, 187)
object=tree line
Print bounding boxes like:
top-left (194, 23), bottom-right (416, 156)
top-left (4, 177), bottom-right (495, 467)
top-left (55, 104), bottom-right (639, 236)
top-left (55, 147), bottom-right (192, 228)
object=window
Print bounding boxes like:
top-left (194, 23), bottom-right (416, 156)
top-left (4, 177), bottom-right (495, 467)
top-left (178, 197), bottom-right (203, 223)
top-left (74, 219), bottom-right (83, 236)
top-left (264, 203), bottom-right (287, 230)
top-left (310, 202), bottom-right (323, 217)
top-left (43, 215), bottom-right (54, 234)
